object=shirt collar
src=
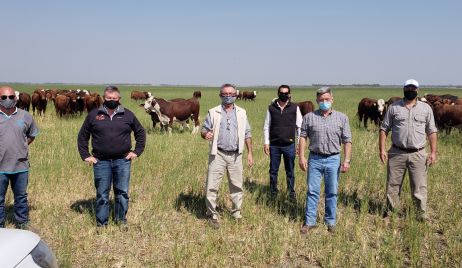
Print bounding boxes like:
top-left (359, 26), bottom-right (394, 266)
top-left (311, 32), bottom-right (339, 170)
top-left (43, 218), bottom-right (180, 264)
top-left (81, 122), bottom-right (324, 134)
top-left (0, 107), bottom-right (18, 118)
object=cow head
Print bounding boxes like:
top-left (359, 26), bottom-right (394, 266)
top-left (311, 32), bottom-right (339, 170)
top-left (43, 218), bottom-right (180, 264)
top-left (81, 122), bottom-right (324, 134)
top-left (144, 96), bottom-right (159, 113)
top-left (15, 91), bottom-right (20, 99)
top-left (377, 99), bottom-right (385, 115)
top-left (253, 91), bottom-right (257, 96)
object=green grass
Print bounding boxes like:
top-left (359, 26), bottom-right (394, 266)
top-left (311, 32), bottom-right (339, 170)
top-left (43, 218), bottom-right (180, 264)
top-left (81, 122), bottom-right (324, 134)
top-left (2, 84), bottom-right (462, 267)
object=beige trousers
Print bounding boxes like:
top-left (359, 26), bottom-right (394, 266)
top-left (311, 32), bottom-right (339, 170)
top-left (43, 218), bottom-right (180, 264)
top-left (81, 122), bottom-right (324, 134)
top-left (205, 150), bottom-right (243, 220)
top-left (386, 146), bottom-right (428, 213)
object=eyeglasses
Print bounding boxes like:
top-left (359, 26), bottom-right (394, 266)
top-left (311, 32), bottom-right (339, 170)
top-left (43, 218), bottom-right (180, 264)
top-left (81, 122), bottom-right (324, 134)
top-left (226, 118), bottom-right (231, 130)
top-left (1, 95), bottom-right (15, 100)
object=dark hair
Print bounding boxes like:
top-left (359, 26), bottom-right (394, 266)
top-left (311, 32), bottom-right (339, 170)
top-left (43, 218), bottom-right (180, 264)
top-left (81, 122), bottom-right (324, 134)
top-left (278, 85), bottom-right (291, 94)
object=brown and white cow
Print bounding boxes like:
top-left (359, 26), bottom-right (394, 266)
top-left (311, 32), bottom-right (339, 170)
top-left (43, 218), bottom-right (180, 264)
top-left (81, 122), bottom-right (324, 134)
top-left (15, 91), bottom-right (31, 112)
top-left (142, 98), bottom-right (187, 131)
top-left (144, 96), bottom-right (200, 134)
top-left (242, 91), bottom-right (257, 101)
top-left (357, 98), bottom-right (386, 129)
top-left (131, 90), bottom-right (150, 101)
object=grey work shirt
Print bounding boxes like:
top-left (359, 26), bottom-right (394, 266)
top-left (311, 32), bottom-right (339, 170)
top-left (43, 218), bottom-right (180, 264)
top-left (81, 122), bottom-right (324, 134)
top-left (380, 100), bottom-right (437, 149)
top-left (300, 109), bottom-right (352, 154)
top-left (0, 108), bottom-right (39, 173)
top-left (202, 105), bottom-right (252, 151)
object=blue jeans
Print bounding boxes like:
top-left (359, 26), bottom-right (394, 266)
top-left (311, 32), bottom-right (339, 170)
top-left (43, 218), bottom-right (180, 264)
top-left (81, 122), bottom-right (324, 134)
top-left (93, 158), bottom-right (131, 226)
top-left (304, 153), bottom-right (340, 226)
top-left (269, 144), bottom-right (296, 196)
top-left (0, 172), bottom-right (29, 227)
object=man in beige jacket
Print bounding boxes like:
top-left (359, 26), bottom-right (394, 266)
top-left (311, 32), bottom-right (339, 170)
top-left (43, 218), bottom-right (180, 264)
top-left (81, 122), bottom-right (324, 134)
top-left (201, 84), bottom-right (254, 229)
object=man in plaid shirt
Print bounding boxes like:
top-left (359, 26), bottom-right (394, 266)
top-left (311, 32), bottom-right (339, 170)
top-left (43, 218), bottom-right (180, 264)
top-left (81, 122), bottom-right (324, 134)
top-left (298, 87), bottom-right (352, 234)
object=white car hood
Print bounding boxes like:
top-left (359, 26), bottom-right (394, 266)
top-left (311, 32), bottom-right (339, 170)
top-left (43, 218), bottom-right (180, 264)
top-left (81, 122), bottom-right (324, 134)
top-left (0, 229), bottom-right (41, 267)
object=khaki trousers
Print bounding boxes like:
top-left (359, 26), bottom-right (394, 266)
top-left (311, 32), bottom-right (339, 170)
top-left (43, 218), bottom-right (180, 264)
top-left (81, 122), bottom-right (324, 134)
top-left (205, 150), bottom-right (243, 220)
top-left (386, 146), bottom-right (428, 213)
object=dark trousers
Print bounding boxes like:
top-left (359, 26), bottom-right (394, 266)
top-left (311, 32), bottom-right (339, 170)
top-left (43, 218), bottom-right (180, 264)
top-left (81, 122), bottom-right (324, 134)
top-left (0, 172), bottom-right (29, 227)
top-left (269, 144), bottom-right (296, 196)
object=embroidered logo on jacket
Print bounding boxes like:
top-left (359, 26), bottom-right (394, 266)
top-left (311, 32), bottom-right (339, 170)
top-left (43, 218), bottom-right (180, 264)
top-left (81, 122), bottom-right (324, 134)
top-left (95, 114), bottom-right (105, 121)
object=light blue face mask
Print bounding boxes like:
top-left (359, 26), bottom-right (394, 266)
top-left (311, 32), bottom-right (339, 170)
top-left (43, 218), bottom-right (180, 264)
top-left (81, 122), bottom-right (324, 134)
top-left (319, 101), bottom-right (332, 111)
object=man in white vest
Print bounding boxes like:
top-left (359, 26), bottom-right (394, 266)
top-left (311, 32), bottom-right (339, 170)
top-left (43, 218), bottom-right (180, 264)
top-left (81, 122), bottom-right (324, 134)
top-left (201, 83), bottom-right (254, 229)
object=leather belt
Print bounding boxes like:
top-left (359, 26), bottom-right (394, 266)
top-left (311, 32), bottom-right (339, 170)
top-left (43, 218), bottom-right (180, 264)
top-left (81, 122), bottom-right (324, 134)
top-left (310, 151), bottom-right (340, 157)
top-left (218, 148), bottom-right (238, 154)
top-left (392, 144), bottom-right (424, 153)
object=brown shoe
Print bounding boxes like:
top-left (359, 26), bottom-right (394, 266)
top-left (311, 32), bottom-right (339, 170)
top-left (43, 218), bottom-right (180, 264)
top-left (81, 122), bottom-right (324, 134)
top-left (300, 225), bottom-right (315, 235)
top-left (327, 225), bottom-right (336, 233)
top-left (208, 218), bottom-right (220, 229)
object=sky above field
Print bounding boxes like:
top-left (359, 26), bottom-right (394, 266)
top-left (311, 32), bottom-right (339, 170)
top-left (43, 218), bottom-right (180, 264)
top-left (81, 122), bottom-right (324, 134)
top-left (1, 0), bottom-right (461, 86)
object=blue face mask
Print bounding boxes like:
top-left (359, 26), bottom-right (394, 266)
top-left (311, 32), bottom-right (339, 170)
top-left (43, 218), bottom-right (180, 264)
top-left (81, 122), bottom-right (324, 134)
top-left (221, 96), bottom-right (236, 105)
top-left (319, 101), bottom-right (332, 111)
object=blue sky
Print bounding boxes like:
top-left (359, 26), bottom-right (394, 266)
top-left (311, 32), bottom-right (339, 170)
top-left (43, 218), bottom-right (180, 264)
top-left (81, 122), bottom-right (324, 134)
top-left (1, 1), bottom-right (461, 85)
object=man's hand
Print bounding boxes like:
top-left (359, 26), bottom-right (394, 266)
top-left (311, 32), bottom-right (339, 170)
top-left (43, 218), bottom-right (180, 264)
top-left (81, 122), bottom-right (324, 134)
top-left (263, 144), bottom-right (269, 156)
top-left (379, 150), bottom-right (388, 164)
top-left (126, 152), bottom-right (138, 160)
top-left (340, 162), bottom-right (350, 173)
top-left (299, 157), bottom-right (307, 172)
top-left (427, 151), bottom-right (437, 166)
top-left (204, 131), bottom-right (214, 141)
top-left (247, 153), bottom-right (254, 167)
top-left (84, 156), bottom-right (98, 166)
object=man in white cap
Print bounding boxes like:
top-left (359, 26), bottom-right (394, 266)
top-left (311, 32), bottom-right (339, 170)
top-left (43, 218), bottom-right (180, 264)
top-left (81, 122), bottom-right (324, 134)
top-left (379, 79), bottom-right (437, 222)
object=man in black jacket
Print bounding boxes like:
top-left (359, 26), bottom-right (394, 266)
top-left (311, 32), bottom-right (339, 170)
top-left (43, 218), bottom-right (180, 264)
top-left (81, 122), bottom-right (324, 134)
top-left (263, 85), bottom-right (302, 200)
top-left (77, 86), bottom-right (146, 229)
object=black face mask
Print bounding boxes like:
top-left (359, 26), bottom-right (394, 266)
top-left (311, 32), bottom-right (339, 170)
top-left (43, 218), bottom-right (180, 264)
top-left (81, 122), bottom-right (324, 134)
top-left (104, 100), bottom-right (119, 109)
top-left (278, 93), bottom-right (290, 102)
top-left (403, 90), bottom-right (418, 100)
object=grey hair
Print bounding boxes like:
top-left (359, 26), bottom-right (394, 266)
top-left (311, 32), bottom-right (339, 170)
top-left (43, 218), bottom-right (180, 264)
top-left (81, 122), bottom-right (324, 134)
top-left (220, 83), bottom-right (237, 93)
top-left (104, 85), bottom-right (120, 96)
top-left (316, 86), bottom-right (332, 97)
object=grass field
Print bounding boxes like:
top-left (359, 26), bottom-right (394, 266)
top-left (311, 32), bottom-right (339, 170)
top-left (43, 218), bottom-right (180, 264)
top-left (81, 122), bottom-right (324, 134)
top-left (2, 84), bottom-right (462, 267)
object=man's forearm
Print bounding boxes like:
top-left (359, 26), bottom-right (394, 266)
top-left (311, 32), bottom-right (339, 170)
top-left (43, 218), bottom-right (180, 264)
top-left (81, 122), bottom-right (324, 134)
top-left (343, 142), bottom-right (352, 162)
top-left (245, 138), bottom-right (253, 154)
top-left (299, 137), bottom-right (307, 157)
top-left (428, 132), bottom-right (437, 153)
top-left (379, 130), bottom-right (387, 152)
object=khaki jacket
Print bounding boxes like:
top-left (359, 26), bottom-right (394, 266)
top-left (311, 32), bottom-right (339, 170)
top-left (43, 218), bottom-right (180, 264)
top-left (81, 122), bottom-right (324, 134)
top-left (207, 105), bottom-right (248, 155)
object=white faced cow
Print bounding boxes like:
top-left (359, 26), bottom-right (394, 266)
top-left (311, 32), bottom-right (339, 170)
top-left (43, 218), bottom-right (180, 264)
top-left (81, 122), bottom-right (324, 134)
top-left (357, 98), bottom-right (386, 129)
top-left (144, 96), bottom-right (200, 134)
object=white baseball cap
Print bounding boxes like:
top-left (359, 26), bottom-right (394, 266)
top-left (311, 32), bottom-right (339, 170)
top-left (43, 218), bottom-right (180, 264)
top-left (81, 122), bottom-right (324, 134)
top-left (404, 79), bottom-right (419, 88)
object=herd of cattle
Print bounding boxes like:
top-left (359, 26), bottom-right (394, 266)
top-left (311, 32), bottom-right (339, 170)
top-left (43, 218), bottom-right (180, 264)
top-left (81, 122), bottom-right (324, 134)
top-left (15, 89), bottom-right (103, 117)
top-left (12, 88), bottom-right (461, 135)
top-left (357, 94), bottom-right (462, 134)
